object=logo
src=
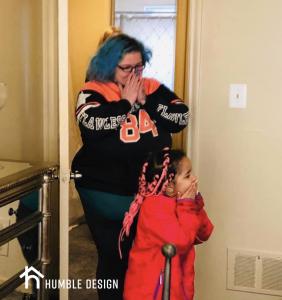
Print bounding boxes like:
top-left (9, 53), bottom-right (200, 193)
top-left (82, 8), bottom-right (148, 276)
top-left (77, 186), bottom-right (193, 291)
top-left (19, 266), bottom-right (44, 289)
top-left (19, 266), bottom-right (119, 291)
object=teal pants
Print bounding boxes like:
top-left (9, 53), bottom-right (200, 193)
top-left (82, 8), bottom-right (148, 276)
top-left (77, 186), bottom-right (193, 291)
top-left (77, 188), bottom-right (133, 221)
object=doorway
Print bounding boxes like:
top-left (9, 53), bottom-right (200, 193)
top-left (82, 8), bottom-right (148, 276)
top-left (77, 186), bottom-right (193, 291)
top-left (67, 1), bottom-right (190, 299)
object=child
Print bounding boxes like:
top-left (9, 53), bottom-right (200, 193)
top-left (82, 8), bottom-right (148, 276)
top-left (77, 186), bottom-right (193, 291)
top-left (119, 149), bottom-right (214, 300)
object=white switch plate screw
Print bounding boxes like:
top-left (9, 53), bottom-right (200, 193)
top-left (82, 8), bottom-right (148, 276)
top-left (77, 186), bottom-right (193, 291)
top-left (229, 84), bottom-right (247, 108)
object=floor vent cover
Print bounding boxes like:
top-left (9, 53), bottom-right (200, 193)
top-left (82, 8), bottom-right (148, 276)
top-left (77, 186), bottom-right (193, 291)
top-left (227, 248), bottom-right (282, 296)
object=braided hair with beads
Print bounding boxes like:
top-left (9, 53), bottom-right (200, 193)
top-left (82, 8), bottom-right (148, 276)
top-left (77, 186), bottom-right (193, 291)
top-left (119, 148), bottom-right (186, 257)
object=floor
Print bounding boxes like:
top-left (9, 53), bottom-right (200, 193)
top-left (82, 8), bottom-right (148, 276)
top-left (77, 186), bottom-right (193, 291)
top-left (69, 223), bottom-right (99, 300)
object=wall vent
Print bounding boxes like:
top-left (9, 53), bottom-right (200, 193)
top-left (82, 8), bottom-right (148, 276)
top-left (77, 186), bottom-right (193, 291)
top-left (227, 248), bottom-right (282, 297)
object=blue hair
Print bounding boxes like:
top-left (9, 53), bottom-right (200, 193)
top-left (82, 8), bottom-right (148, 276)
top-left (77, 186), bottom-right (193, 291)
top-left (86, 34), bottom-right (152, 82)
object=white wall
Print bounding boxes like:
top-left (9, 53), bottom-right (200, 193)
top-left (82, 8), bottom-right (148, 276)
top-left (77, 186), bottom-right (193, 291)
top-left (190, 1), bottom-right (282, 300)
top-left (0, 0), bottom-right (44, 162)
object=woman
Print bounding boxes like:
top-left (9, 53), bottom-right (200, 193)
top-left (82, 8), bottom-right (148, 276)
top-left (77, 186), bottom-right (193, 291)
top-left (72, 34), bottom-right (189, 300)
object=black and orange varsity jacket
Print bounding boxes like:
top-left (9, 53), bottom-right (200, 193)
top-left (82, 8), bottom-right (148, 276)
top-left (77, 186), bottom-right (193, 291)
top-left (72, 78), bottom-right (189, 195)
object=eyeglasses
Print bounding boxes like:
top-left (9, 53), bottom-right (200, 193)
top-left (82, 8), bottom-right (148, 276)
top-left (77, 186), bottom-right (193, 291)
top-left (117, 64), bottom-right (145, 73)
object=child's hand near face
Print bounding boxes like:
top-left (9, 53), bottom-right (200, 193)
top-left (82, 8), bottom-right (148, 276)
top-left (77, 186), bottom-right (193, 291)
top-left (178, 178), bottom-right (198, 200)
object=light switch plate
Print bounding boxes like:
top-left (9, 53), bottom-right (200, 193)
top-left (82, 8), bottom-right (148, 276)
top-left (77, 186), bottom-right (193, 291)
top-left (229, 84), bottom-right (247, 108)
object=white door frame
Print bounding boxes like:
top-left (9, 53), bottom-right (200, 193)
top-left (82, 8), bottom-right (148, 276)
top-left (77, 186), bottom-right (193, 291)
top-left (58, 0), bottom-right (69, 299)
top-left (187, 0), bottom-right (203, 175)
top-left (42, 0), bottom-right (70, 299)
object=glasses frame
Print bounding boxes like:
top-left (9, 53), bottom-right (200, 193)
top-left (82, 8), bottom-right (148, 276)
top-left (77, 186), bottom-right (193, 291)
top-left (117, 64), bottom-right (145, 73)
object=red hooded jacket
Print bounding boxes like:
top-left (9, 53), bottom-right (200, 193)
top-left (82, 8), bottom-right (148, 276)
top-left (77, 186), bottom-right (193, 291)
top-left (124, 193), bottom-right (213, 300)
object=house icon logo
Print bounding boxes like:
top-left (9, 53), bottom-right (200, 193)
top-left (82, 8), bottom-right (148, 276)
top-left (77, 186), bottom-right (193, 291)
top-left (19, 266), bottom-right (44, 289)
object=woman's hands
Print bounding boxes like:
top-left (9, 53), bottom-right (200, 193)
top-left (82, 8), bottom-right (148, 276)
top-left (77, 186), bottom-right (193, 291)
top-left (118, 72), bottom-right (141, 106)
top-left (137, 78), bottom-right (146, 105)
top-left (118, 71), bottom-right (146, 106)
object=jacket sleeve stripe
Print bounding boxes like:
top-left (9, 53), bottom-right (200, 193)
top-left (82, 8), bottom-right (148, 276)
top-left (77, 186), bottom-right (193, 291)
top-left (76, 102), bottom-right (101, 120)
top-left (170, 99), bottom-right (185, 104)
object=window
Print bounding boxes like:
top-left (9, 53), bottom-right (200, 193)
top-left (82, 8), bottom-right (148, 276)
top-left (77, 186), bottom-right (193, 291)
top-left (115, 3), bottom-right (176, 89)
